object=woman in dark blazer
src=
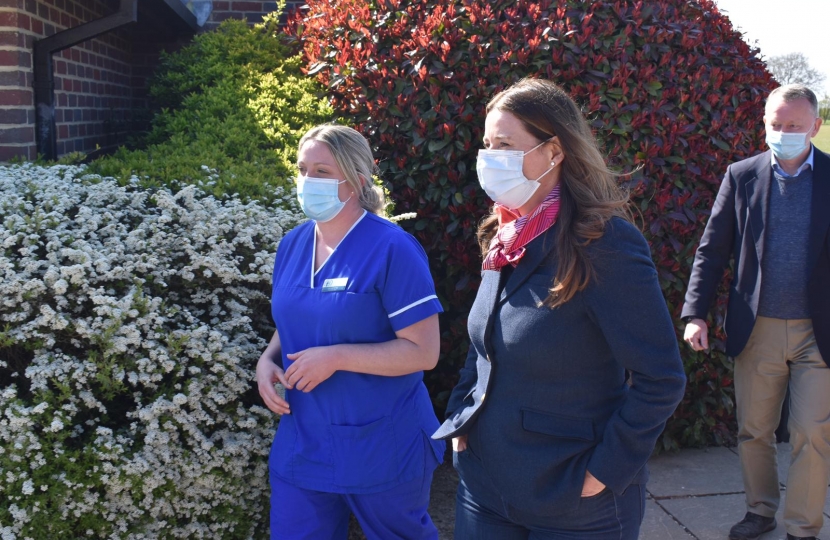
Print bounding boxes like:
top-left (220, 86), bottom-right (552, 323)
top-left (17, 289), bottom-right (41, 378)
top-left (433, 79), bottom-right (687, 539)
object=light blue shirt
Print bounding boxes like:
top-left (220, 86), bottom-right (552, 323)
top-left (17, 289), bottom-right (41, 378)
top-left (771, 145), bottom-right (815, 177)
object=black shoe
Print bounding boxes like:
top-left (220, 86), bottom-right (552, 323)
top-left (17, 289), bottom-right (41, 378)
top-left (728, 512), bottom-right (776, 540)
top-left (786, 534), bottom-right (819, 540)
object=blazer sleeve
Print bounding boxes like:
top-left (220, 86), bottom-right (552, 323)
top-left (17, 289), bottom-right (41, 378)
top-left (584, 219), bottom-right (687, 494)
top-left (444, 344), bottom-right (478, 420)
top-left (681, 167), bottom-right (737, 320)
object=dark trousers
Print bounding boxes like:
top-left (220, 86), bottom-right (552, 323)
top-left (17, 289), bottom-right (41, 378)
top-left (453, 450), bottom-right (645, 539)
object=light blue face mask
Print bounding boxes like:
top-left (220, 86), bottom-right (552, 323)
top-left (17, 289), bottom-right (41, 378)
top-left (296, 176), bottom-right (348, 222)
top-left (476, 139), bottom-right (556, 209)
top-left (766, 130), bottom-right (810, 161)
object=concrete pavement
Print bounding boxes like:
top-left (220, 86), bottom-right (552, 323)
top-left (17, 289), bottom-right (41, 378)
top-left (643, 443), bottom-right (829, 540)
top-left (425, 443), bottom-right (830, 539)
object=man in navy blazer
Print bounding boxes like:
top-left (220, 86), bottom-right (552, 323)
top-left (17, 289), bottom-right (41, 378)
top-left (682, 84), bottom-right (830, 540)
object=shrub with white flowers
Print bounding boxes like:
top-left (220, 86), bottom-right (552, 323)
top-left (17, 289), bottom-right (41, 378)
top-left (0, 163), bottom-right (304, 539)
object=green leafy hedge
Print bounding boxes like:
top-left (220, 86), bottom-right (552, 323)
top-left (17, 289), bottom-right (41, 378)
top-left (291, 0), bottom-right (776, 449)
top-left (89, 16), bottom-right (333, 203)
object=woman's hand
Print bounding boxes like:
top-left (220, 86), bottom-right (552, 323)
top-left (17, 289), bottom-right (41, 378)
top-left (452, 435), bottom-right (468, 452)
top-left (581, 470), bottom-right (606, 497)
top-left (256, 353), bottom-right (291, 415)
top-left (285, 346), bottom-right (341, 392)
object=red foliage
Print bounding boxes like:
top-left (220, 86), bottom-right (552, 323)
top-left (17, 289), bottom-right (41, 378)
top-left (290, 0), bottom-right (775, 449)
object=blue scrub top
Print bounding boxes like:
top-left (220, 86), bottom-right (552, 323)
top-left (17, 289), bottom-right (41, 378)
top-left (269, 211), bottom-right (445, 494)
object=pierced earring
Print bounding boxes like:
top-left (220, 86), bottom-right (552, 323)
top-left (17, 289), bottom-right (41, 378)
top-left (551, 161), bottom-right (556, 166)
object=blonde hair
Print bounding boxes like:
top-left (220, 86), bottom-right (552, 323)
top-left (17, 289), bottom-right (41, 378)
top-left (298, 124), bottom-right (385, 214)
top-left (479, 78), bottom-right (631, 308)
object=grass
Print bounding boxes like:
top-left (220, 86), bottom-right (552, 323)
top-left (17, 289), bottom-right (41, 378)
top-left (814, 123), bottom-right (830, 153)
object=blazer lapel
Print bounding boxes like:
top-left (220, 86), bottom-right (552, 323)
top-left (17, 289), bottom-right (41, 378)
top-left (479, 225), bottom-right (557, 362)
top-left (745, 161), bottom-right (771, 265)
top-left (479, 269), bottom-right (502, 326)
top-left (499, 225), bottom-right (558, 305)
top-left (808, 148), bottom-right (830, 272)
top-left (478, 268), bottom-right (506, 362)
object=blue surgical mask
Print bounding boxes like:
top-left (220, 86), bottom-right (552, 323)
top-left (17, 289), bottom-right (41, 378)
top-left (766, 130), bottom-right (810, 161)
top-left (296, 176), bottom-right (348, 222)
top-left (476, 139), bottom-right (556, 209)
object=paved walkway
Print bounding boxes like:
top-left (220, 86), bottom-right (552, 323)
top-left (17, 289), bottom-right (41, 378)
top-left (643, 443), bottom-right (829, 540)
top-left (426, 443), bottom-right (830, 539)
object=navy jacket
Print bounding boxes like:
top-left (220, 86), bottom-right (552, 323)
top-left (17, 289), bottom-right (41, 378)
top-left (433, 217), bottom-right (686, 517)
top-left (681, 148), bottom-right (830, 363)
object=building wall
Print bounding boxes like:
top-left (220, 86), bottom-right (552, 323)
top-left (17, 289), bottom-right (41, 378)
top-left (0, 1), bottom-right (295, 162)
top-left (0, 0), bottom-right (137, 161)
top-left (0, 4), bottom-right (37, 161)
top-left (204, 1), bottom-right (279, 29)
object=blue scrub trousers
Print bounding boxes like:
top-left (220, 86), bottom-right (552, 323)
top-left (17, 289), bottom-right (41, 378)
top-left (453, 450), bottom-right (645, 539)
top-left (269, 470), bottom-right (438, 540)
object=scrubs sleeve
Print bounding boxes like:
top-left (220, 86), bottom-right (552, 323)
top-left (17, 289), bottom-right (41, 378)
top-left (380, 234), bottom-right (443, 332)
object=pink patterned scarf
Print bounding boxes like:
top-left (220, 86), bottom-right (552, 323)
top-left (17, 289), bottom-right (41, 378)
top-left (482, 186), bottom-right (561, 271)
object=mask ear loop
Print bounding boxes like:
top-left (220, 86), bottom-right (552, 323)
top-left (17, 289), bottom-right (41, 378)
top-left (336, 179), bottom-right (353, 204)
top-left (523, 135), bottom-right (559, 183)
top-left (522, 136), bottom-right (556, 157)
top-left (530, 160), bottom-right (557, 183)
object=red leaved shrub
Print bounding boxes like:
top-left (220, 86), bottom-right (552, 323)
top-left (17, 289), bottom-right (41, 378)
top-left (289, 0), bottom-right (775, 449)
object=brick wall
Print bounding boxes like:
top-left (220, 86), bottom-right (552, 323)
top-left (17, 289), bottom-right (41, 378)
top-left (1, 1), bottom-right (289, 162)
top-left (205, 1), bottom-right (276, 28)
top-left (0, 4), bottom-right (36, 161)
top-left (203, 0), bottom-right (306, 29)
top-left (0, 0), bottom-right (136, 161)
top-left (52, 7), bottom-right (134, 157)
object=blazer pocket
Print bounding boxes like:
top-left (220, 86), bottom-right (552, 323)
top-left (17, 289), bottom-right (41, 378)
top-left (521, 408), bottom-right (595, 441)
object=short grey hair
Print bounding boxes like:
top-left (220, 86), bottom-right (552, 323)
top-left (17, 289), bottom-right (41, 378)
top-left (298, 124), bottom-right (385, 215)
top-left (767, 84), bottom-right (819, 117)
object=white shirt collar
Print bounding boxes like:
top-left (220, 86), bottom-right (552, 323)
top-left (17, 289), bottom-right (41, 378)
top-left (771, 145), bottom-right (815, 177)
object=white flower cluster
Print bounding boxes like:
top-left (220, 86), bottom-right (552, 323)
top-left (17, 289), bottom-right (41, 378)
top-left (0, 164), bottom-right (305, 539)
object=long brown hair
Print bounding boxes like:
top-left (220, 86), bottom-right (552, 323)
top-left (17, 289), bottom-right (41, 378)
top-left (478, 79), bottom-right (631, 308)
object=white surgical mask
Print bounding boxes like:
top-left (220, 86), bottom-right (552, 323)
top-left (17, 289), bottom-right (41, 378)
top-left (296, 175), bottom-right (348, 222)
top-left (476, 140), bottom-right (556, 209)
top-left (766, 130), bottom-right (810, 161)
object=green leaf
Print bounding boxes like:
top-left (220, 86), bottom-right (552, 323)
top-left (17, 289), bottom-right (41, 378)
top-left (427, 138), bottom-right (451, 152)
top-left (711, 137), bottom-right (731, 151)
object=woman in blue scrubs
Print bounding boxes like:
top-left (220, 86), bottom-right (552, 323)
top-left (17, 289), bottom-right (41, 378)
top-left (256, 124), bottom-right (446, 540)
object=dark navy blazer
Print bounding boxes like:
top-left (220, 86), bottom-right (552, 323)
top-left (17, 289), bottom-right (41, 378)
top-left (681, 148), bottom-right (830, 363)
top-left (433, 217), bottom-right (686, 517)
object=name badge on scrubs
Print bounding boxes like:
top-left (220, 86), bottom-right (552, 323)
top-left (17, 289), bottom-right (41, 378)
top-left (321, 277), bottom-right (348, 292)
